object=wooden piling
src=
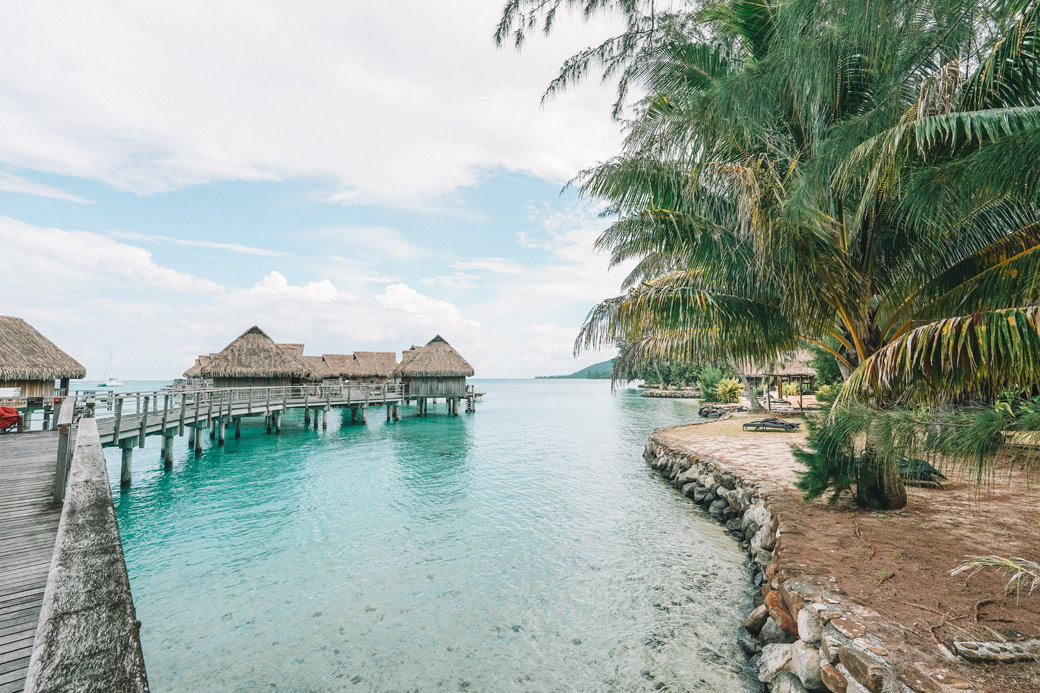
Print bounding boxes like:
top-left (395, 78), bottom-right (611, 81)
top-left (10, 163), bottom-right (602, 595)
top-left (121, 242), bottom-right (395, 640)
top-left (386, 403), bottom-right (391, 421)
top-left (360, 405), bottom-right (366, 424)
top-left (161, 433), bottom-right (174, 469)
top-left (323, 404), bottom-right (329, 429)
top-left (351, 406), bottom-right (358, 424)
top-left (193, 425), bottom-right (203, 456)
top-left (234, 416), bottom-right (241, 438)
top-left (120, 439), bottom-right (134, 486)
top-left (188, 426), bottom-right (195, 448)
top-left (139, 395), bottom-right (149, 449)
top-left (274, 411), bottom-right (281, 434)
top-left (393, 403), bottom-right (400, 421)
top-left (217, 419), bottom-right (226, 445)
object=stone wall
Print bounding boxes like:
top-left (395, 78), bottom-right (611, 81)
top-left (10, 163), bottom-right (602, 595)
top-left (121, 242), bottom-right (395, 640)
top-left (24, 417), bottom-right (149, 692)
top-left (645, 429), bottom-right (922, 693)
top-left (640, 388), bottom-right (700, 399)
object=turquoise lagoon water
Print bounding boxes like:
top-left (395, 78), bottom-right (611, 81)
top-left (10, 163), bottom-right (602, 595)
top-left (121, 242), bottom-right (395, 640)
top-left (104, 380), bottom-right (757, 692)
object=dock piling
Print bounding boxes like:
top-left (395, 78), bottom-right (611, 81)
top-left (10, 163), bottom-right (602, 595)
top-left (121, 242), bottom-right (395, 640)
top-left (161, 433), bottom-right (174, 469)
top-left (193, 425), bottom-right (203, 456)
top-left (217, 419), bottom-right (226, 445)
top-left (234, 416), bottom-right (241, 438)
top-left (119, 439), bottom-right (134, 486)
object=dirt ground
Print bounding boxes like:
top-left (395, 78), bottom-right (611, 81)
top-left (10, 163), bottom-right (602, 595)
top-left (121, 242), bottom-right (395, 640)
top-left (657, 414), bottom-right (1040, 693)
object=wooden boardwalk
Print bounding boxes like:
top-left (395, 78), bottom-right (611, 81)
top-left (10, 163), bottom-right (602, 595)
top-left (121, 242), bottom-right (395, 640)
top-left (0, 432), bottom-right (61, 693)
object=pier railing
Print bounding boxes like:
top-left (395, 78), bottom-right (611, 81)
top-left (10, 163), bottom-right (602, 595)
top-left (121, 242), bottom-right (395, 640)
top-left (75, 382), bottom-right (406, 420)
top-left (68, 382), bottom-right (407, 447)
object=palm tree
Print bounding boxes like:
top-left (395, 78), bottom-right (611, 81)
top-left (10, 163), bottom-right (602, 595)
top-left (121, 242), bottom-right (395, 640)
top-left (501, 0), bottom-right (1040, 507)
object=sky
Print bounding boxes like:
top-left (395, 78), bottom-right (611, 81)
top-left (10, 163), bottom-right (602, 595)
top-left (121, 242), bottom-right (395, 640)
top-left (0, 1), bottom-right (634, 380)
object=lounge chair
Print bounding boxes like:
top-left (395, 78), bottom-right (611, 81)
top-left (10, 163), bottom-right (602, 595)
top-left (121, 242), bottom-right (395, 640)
top-left (742, 417), bottom-right (801, 432)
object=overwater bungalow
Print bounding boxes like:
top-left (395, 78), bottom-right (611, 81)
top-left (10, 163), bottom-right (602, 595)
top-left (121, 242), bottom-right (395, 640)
top-left (321, 351), bottom-right (397, 383)
top-left (303, 355), bottom-right (331, 382)
top-left (199, 326), bottom-right (308, 387)
top-left (395, 335), bottom-right (474, 399)
top-left (0, 315), bottom-right (85, 403)
top-left (182, 353), bottom-right (214, 379)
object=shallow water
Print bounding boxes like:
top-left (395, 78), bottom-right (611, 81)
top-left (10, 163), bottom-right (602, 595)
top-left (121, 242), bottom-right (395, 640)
top-left (106, 380), bottom-right (757, 692)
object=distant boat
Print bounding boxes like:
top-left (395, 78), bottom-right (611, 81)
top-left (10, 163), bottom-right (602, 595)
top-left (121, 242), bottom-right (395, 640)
top-left (97, 353), bottom-right (122, 387)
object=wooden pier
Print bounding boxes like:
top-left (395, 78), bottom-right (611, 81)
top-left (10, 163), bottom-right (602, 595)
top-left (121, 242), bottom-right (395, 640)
top-left (0, 432), bottom-right (60, 693)
top-left (0, 381), bottom-right (482, 691)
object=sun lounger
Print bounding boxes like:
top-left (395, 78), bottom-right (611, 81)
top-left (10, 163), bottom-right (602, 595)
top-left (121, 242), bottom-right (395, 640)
top-left (742, 417), bottom-right (801, 432)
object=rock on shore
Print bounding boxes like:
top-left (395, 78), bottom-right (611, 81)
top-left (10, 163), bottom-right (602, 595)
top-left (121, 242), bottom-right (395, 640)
top-left (643, 432), bottom-right (941, 693)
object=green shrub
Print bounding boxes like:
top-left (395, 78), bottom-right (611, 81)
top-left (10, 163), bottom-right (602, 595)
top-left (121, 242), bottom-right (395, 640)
top-left (698, 366), bottom-right (724, 401)
top-left (814, 383), bottom-right (841, 403)
top-left (714, 377), bottom-right (742, 403)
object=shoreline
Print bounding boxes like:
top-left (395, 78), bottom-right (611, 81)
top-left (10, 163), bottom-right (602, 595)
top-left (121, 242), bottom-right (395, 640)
top-left (646, 414), bottom-right (1040, 693)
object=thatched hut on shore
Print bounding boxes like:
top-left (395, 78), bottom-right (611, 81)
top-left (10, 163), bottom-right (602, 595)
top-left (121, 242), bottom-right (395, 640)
top-left (751, 350), bottom-right (817, 401)
top-left (199, 326), bottom-right (308, 387)
top-left (0, 316), bottom-right (85, 400)
top-left (395, 335), bottom-right (473, 398)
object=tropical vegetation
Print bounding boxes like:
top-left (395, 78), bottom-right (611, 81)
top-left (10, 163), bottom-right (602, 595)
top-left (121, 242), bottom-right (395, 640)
top-left (498, 0), bottom-right (1040, 508)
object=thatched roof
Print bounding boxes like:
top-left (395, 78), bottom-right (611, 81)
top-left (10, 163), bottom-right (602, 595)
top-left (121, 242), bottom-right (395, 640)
top-left (0, 316), bottom-right (86, 381)
top-left (278, 343), bottom-right (305, 356)
top-left (182, 353), bottom-right (215, 378)
top-left (303, 355), bottom-right (330, 380)
top-left (200, 326), bottom-right (307, 378)
top-left (352, 351), bottom-right (397, 378)
top-left (321, 351), bottom-right (397, 379)
top-left (754, 350), bottom-right (817, 378)
top-left (395, 335), bottom-right (473, 377)
top-left (321, 353), bottom-right (356, 378)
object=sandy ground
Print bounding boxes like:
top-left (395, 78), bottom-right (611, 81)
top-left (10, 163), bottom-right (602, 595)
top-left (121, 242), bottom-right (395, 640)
top-left (657, 413), bottom-right (1040, 693)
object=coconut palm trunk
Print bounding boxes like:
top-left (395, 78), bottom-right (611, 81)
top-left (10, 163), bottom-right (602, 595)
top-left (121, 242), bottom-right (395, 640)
top-left (730, 359), bottom-right (763, 411)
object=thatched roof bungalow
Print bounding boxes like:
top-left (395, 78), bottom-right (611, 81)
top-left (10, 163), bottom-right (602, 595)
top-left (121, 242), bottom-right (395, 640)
top-left (321, 351), bottom-right (397, 383)
top-left (321, 353), bottom-right (356, 380)
top-left (352, 351), bottom-right (397, 382)
top-left (303, 355), bottom-right (331, 382)
top-left (395, 335), bottom-right (473, 398)
top-left (199, 326), bottom-right (308, 387)
top-left (182, 353), bottom-right (215, 378)
top-left (0, 316), bottom-right (85, 400)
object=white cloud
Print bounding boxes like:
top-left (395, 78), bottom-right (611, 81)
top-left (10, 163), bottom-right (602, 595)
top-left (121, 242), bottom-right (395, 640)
top-left (0, 170), bottom-right (93, 203)
top-left (450, 257), bottom-right (527, 275)
top-left (107, 230), bottom-right (286, 257)
top-left (375, 284), bottom-right (478, 331)
top-left (0, 1), bottom-right (624, 204)
top-left (295, 226), bottom-right (430, 260)
top-left (0, 215), bottom-right (223, 296)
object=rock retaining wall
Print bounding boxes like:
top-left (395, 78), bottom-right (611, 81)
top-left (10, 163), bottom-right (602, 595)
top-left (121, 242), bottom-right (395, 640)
top-left (645, 428), bottom-right (929, 693)
top-left (640, 388), bottom-right (700, 399)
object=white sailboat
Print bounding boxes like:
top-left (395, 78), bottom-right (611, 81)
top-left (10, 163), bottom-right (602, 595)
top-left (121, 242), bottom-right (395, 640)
top-left (97, 353), bottom-right (123, 387)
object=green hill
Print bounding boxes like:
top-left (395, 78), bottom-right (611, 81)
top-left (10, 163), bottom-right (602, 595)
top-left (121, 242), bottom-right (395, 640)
top-left (536, 359), bottom-right (616, 379)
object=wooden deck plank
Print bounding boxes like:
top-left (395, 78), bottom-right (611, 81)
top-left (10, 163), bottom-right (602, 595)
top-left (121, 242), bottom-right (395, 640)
top-left (0, 432), bottom-right (61, 692)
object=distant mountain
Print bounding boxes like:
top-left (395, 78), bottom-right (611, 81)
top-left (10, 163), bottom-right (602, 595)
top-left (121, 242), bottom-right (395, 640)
top-left (536, 359), bottom-right (616, 379)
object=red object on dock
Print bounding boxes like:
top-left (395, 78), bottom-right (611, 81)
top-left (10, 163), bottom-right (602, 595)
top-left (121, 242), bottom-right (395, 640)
top-left (0, 406), bottom-right (23, 432)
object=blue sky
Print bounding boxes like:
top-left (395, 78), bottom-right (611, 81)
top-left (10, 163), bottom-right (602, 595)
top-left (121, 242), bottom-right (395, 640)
top-left (0, 2), bottom-right (633, 379)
